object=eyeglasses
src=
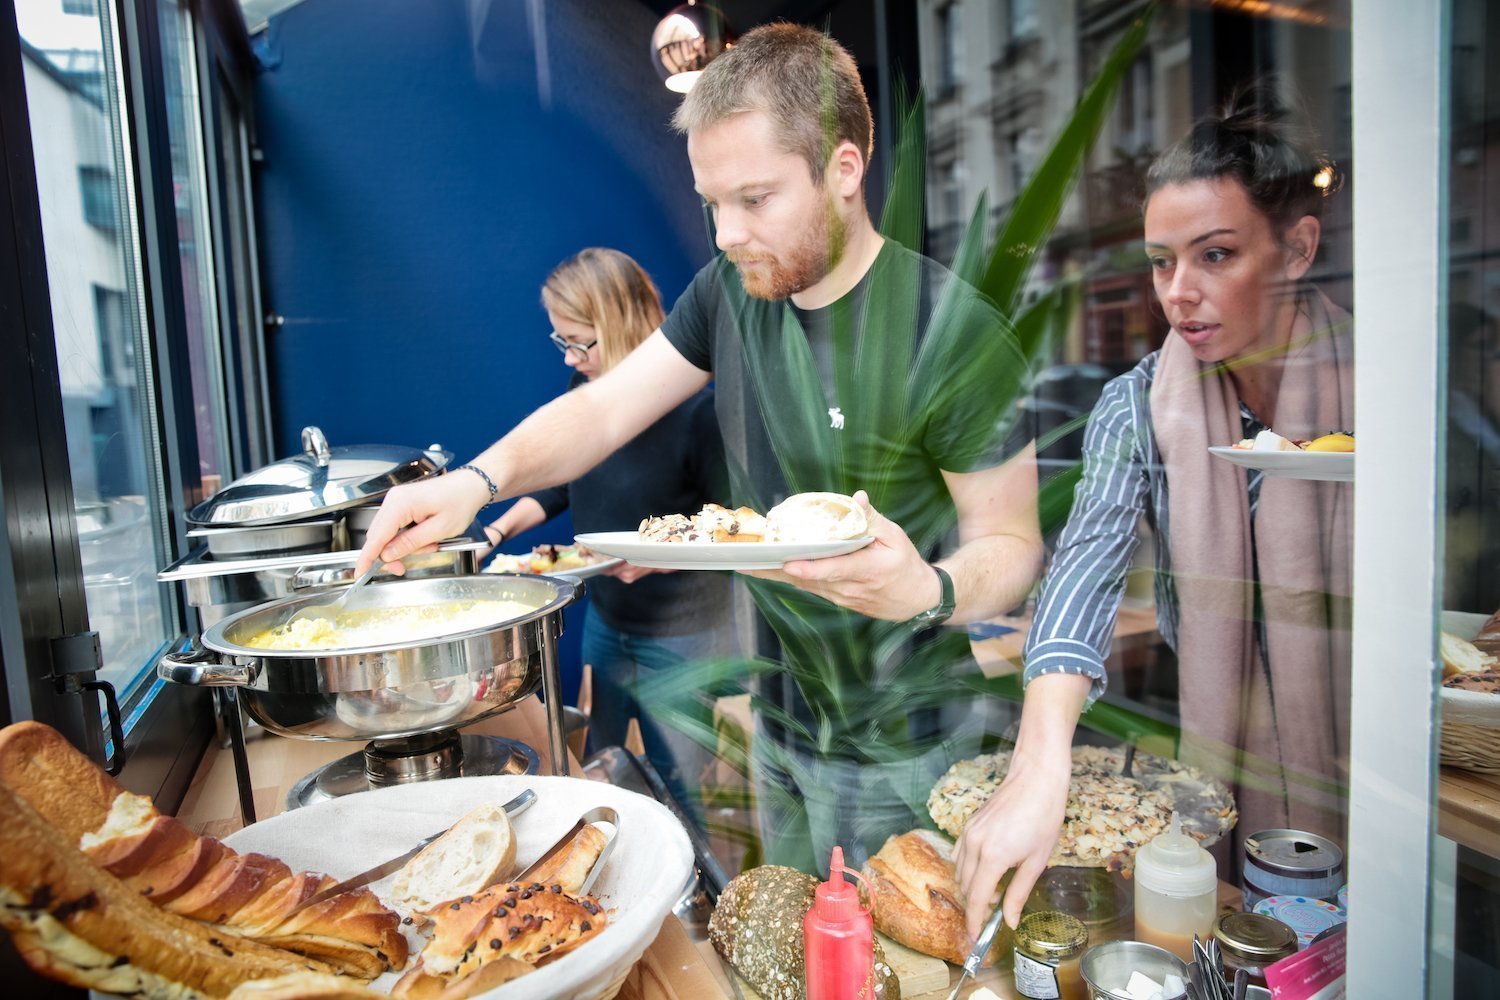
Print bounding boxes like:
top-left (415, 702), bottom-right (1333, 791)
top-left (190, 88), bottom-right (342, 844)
top-left (548, 331), bottom-right (598, 361)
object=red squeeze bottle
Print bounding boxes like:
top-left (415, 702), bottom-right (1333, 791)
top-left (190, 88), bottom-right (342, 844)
top-left (804, 846), bottom-right (878, 1000)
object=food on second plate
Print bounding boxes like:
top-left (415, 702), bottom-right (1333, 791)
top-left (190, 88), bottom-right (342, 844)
top-left (392, 879), bottom-right (608, 998)
top-left (638, 492), bottom-right (868, 545)
top-left (488, 543), bottom-right (604, 575)
top-left (708, 865), bottom-right (901, 1000)
top-left (1305, 431), bottom-right (1355, 452)
top-left (0, 721), bottom-right (408, 980)
top-left (241, 598), bottom-right (530, 651)
top-left (927, 746), bottom-right (1236, 871)
top-left (1230, 429), bottom-right (1355, 453)
top-left (390, 802), bottom-right (518, 913)
top-left (1441, 631), bottom-right (1497, 678)
top-left (864, 829), bottom-right (995, 967)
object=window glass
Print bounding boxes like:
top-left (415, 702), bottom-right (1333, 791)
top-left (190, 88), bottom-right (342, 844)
top-left (17, 0), bottom-right (169, 700)
top-left (159, 0), bottom-right (233, 497)
top-left (1439, 0), bottom-right (1500, 990)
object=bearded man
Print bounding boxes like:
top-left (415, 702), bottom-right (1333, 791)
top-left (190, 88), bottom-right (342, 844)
top-left (358, 24), bottom-right (1041, 873)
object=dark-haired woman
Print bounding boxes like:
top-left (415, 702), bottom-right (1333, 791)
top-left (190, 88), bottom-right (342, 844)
top-left (953, 90), bottom-right (1353, 934)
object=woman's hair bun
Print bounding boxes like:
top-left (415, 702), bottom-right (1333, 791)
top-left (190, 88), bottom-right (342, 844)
top-left (1146, 78), bottom-right (1339, 229)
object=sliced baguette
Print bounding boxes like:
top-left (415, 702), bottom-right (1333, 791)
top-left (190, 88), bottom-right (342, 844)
top-left (389, 803), bottom-right (516, 913)
top-left (1441, 632), bottom-right (1496, 678)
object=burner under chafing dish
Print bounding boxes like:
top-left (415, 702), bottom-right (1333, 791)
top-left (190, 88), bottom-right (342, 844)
top-left (286, 733), bottom-right (541, 810)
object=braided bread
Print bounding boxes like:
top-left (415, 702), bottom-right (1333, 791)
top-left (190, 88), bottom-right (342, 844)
top-left (0, 722), bottom-right (408, 980)
top-left (391, 879), bottom-right (608, 997)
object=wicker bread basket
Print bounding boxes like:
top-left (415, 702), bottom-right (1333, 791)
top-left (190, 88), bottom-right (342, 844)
top-left (1440, 611), bottom-right (1500, 773)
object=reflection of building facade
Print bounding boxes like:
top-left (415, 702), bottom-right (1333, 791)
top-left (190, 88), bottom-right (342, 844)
top-left (917, 0), bottom-right (1352, 372)
top-left (22, 39), bottom-right (142, 503)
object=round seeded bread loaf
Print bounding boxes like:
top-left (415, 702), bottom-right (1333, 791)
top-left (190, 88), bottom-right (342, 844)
top-left (708, 865), bottom-right (899, 1000)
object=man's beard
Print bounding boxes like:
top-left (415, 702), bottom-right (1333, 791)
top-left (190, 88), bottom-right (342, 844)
top-left (730, 194), bottom-right (847, 301)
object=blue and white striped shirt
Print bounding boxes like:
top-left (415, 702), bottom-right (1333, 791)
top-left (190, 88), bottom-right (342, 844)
top-left (1023, 352), bottom-right (1266, 700)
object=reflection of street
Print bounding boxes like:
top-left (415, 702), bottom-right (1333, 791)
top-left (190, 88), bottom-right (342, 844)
top-left (76, 497), bottom-right (165, 696)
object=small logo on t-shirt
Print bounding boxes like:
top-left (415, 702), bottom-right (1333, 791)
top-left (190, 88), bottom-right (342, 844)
top-left (828, 406), bottom-right (845, 430)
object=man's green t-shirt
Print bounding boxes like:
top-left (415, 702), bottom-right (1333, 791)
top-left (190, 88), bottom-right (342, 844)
top-left (660, 239), bottom-right (1028, 759)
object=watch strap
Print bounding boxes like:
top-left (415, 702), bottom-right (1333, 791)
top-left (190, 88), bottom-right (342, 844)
top-left (908, 564), bottom-right (955, 628)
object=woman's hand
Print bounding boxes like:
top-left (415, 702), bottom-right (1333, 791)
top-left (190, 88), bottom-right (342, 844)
top-left (953, 741), bottom-right (1072, 937)
top-left (952, 672), bottom-right (1091, 937)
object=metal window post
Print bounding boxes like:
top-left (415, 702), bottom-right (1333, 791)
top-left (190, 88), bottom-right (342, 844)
top-left (1348, 1), bottom-right (1449, 995)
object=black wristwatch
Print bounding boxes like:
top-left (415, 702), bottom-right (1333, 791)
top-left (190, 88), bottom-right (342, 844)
top-left (906, 564), bottom-right (955, 629)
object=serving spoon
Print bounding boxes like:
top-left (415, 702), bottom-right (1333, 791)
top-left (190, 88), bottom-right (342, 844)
top-left (282, 559), bottom-right (383, 629)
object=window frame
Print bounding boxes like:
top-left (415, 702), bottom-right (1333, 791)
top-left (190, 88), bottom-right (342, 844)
top-left (0, 0), bottom-right (266, 812)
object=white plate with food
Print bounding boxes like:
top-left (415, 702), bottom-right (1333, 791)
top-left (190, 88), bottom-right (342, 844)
top-left (1208, 446), bottom-right (1354, 482)
top-left (223, 774), bottom-right (693, 1000)
top-left (581, 491), bottom-right (873, 569)
top-left (574, 531), bottom-right (873, 570)
top-left (483, 544), bottom-right (622, 580)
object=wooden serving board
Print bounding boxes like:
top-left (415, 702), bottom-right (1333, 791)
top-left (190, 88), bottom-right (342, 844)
top-left (704, 932), bottom-right (949, 999)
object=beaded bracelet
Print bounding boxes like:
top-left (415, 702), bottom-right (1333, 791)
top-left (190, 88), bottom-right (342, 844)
top-left (455, 463), bottom-right (498, 503)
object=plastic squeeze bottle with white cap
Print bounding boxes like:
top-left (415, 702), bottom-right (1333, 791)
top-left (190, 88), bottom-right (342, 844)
top-left (804, 846), bottom-right (877, 1000)
top-left (1133, 812), bottom-right (1218, 962)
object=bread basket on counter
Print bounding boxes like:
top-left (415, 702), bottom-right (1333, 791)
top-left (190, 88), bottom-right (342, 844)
top-left (223, 774), bottom-right (694, 1000)
top-left (1440, 611), bottom-right (1500, 772)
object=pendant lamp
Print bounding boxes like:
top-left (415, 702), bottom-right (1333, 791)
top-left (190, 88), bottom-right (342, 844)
top-left (650, 1), bottom-right (735, 93)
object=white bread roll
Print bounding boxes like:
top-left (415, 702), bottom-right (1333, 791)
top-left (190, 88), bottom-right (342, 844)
top-left (1441, 632), bottom-right (1496, 678)
top-left (765, 492), bottom-right (868, 543)
top-left (389, 802), bottom-right (517, 912)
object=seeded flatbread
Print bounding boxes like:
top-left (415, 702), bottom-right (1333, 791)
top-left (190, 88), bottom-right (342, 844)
top-left (926, 745), bottom-right (1237, 870)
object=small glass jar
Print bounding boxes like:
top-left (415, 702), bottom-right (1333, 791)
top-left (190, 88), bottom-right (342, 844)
top-left (1014, 911), bottom-right (1089, 1000)
top-left (1212, 911), bottom-right (1298, 988)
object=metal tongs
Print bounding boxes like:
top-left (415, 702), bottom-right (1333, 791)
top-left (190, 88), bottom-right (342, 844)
top-left (514, 805), bottom-right (620, 895)
top-left (944, 903), bottom-right (1009, 1000)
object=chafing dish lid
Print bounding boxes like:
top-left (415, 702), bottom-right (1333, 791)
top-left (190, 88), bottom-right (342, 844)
top-left (188, 426), bottom-right (451, 527)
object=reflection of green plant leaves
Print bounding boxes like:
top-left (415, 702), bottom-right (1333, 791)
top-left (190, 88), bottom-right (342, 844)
top-left (879, 80), bottom-right (926, 251)
top-left (981, 6), bottom-right (1155, 316)
top-left (649, 8), bottom-right (1157, 766)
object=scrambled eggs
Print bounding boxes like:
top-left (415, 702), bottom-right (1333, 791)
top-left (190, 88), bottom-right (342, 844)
top-left (242, 599), bottom-right (529, 651)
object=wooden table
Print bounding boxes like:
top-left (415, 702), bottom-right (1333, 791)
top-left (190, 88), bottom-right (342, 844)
top-left (1438, 766), bottom-right (1500, 858)
top-left (173, 697), bottom-right (728, 999)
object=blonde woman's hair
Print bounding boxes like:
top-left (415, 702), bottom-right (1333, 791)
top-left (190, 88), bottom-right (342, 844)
top-left (671, 22), bottom-right (872, 185)
top-left (541, 248), bottom-right (665, 373)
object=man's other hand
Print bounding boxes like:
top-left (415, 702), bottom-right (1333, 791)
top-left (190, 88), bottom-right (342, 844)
top-left (739, 490), bottom-right (938, 620)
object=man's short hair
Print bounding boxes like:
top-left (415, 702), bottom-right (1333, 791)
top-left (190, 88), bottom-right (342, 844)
top-left (671, 22), bottom-right (873, 184)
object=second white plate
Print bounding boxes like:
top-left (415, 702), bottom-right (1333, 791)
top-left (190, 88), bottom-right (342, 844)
top-left (1208, 446), bottom-right (1354, 482)
top-left (574, 530), bottom-right (874, 570)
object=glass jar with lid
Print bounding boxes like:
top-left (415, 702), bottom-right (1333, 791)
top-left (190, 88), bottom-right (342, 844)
top-left (1212, 911), bottom-right (1298, 988)
top-left (1014, 911), bottom-right (1089, 1000)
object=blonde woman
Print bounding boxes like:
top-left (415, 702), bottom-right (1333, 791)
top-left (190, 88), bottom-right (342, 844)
top-left (486, 248), bottom-right (731, 814)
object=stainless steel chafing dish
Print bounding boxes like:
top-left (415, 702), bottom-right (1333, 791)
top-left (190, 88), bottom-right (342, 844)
top-left (159, 575), bottom-right (578, 801)
top-left (157, 427), bottom-right (536, 814)
top-left (161, 426), bottom-right (479, 627)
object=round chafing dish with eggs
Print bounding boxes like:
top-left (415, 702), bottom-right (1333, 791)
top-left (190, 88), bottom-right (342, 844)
top-left (159, 574), bottom-right (580, 807)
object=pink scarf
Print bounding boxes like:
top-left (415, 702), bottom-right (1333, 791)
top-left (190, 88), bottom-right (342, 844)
top-left (1150, 287), bottom-right (1353, 846)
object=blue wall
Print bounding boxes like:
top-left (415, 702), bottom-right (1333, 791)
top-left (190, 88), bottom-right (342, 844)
top-left (252, 0), bottom-right (708, 700)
